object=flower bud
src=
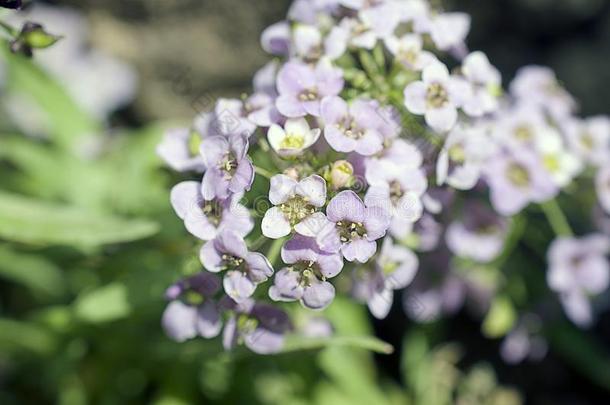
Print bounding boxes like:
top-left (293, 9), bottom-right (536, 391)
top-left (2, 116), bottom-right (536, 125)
top-left (283, 167), bottom-right (300, 181)
top-left (10, 22), bottom-right (62, 57)
top-left (330, 160), bottom-right (354, 189)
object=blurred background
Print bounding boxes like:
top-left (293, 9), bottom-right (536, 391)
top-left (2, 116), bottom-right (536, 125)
top-left (0, 0), bottom-right (609, 404)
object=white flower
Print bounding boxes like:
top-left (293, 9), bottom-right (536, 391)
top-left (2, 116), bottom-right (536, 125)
top-left (403, 62), bottom-right (470, 133)
top-left (564, 116), bottom-right (610, 167)
top-left (428, 12), bottom-right (471, 51)
top-left (460, 51), bottom-right (502, 117)
top-left (596, 165), bottom-right (610, 214)
top-left (385, 34), bottom-right (438, 71)
top-left (535, 128), bottom-right (582, 187)
top-left (268, 118), bottom-right (321, 157)
top-left (437, 123), bottom-right (496, 190)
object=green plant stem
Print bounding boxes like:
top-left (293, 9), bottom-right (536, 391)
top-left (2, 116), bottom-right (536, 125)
top-left (266, 237), bottom-right (286, 266)
top-left (253, 165), bottom-right (274, 180)
top-left (540, 199), bottom-right (573, 237)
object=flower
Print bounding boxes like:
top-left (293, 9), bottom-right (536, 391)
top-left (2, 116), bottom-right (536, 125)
top-left (460, 51), bottom-right (501, 117)
top-left (221, 298), bottom-right (292, 354)
top-left (262, 174), bottom-right (327, 239)
top-left (170, 181), bottom-right (253, 240)
top-left (436, 123), bottom-right (496, 190)
top-left (275, 59), bottom-right (344, 117)
top-left (403, 62), bottom-right (469, 132)
top-left (200, 230), bottom-right (274, 302)
top-left (384, 33), bottom-right (437, 71)
top-left (564, 116), bottom-right (610, 167)
top-left (500, 315), bottom-right (547, 364)
top-left (484, 149), bottom-right (557, 216)
top-left (352, 238), bottom-right (419, 319)
top-left (267, 117), bottom-right (321, 157)
top-left (445, 202), bottom-right (508, 263)
top-left (365, 159), bottom-right (428, 225)
top-left (162, 272), bottom-right (223, 342)
top-left (200, 133), bottom-right (254, 200)
top-left (547, 234), bottom-right (610, 327)
top-left (316, 190), bottom-right (391, 263)
top-left (320, 96), bottom-right (384, 156)
top-left (269, 235), bottom-right (344, 310)
top-left (534, 127), bottom-right (582, 187)
top-left (427, 12), bottom-right (471, 52)
top-left (157, 128), bottom-right (206, 172)
top-left (596, 165), bottom-right (610, 214)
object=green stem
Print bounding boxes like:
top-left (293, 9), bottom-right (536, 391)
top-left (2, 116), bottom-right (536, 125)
top-left (540, 199), bottom-right (573, 237)
top-left (266, 237), bottom-right (286, 266)
top-left (0, 20), bottom-right (17, 37)
top-left (254, 165), bottom-right (274, 180)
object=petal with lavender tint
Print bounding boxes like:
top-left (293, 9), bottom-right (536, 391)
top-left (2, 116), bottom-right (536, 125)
top-left (184, 208), bottom-right (217, 240)
top-left (262, 207), bottom-right (292, 239)
top-left (316, 251), bottom-right (344, 279)
top-left (229, 158), bottom-right (254, 194)
top-left (296, 175), bottom-right (327, 207)
top-left (269, 174), bottom-right (298, 205)
top-left (368, 288), bottom-right (393, 320)
top-left (560, 291), bottom-right (593, 328)
top-left (200, 136), bottom-right (228, 168)
top-left (320, 96), bottom-right (348, 125)
top-left (315, 222), bottom-right (342, 254)
top-left (223, 271), bottom-right (256, 302)
top-left (196, 300), bottom-right (222, 338)
top-left (170, 181), bottom-right (200, 219)
top-left (364, 206), bottom-right (391, 240)
top-left (425, 105), bottom-right (457, 133)
top-left (200, 240), bottom-right (224, 272)
top-left (244, 328), bottom-right (285, 354)
top-left (261, 21), bottom-right (291, 55)
top-left (355, 130), bottom-right (383, 156)
top-left (222, 316), bottom-right (238, 350)
top-left (302, 280), bottom-right (336, 310)
top-left (326, 190), bottom-right (366, 223)
top-left (294, 212), bottom-right (332, 237)
top-left (269, 268), bottom-right (304, 302)
top-left (578, 256), bottom-right (610, 295)
top-left (342, 238), bottom-right (377, 263)
top-left (277, 62), bottom-right (316, 95)
top-left (325, 126), bottom-right (357, 153)
top-left (276, 95), bottom-right (307, 118)
top-left (403, 81), bottom-right (427, 115)
top-left (246, 252), bottom-right (274, 282)
top-left (281, 235), bottom-right (319, 264)
top-left (162, 301), bottom-right (197, 342)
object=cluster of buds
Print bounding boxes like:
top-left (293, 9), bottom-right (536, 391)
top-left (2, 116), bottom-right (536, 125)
top-left (158, 0), bottom-right (610, 355)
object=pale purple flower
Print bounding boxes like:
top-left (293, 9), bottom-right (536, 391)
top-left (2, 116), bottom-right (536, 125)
top-left (200, 133), bottom-right (254, 200)
top-left (510, 65), bottom-right (576, 121)
top-left (564, 116), bottom-right (610, 167)
top-left (221, 297), bottom-right (292, 354)
top-left (212, 98), bottom-right (258, 137)
top-left (547, 234), bottom-right (610, 327)
top-left (427, 12), bottom-right (471, 52)
top-left (170, 181), bottom-right (253, 241)
top-left (276, 59), bottom-right (344, 117)
top-left (156, 128), bottom-right (206, 172)
top-left (404, 62), bottom-right (470, 133)
top-left (460, 51), bottom-right (501, 117)
top-left (385, 33), bottom-right (438, 71)
top-left (253, 61), bottom-right (279, 97)
top-left (316, 190), bottom-right (391, 263)
top-left (262, 174), bottom-right (327, 239)
top-left (162, 272), bottom-right (223, 342)
top-left (596, 165), bottom-right (610, 214)
top-left (321, 96), bottom-right (384, 156)
top-left (492, 104), bottom-right (547, 151)
top-left (269, 235), bottom-right (344, 310)
top-left (484, 149), bottom-right (558, 216)
top-left (403, 214), bottom-right (443, 251)
top-left (352, 238), bottom-right (419, 319)
top-left (437, 123), bottom-right (496, 190)
top-left (500, 315), bottom-right (547, 364)
top-left (200, 230), bottom-right (274, 303)
top-left (292, 24), bottom-right (346, 62)
top-left (244, 93), bottom-right (281, 128)
top-left (261, 21), bottom-right (291, 56)
top-left (445, 202), bottom-right (508, 263)
top-left (365, 159), bottom-right (428, 225)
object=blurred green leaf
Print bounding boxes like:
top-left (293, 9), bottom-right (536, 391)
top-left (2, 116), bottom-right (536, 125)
top-left (282, 335), bottom-right (393, 355)
top-left (0, 245), bottom-right (66, 297)
top-left (74, 283), bottom-right (131, 323)
top-left (0, 190), bottom-right (159, 248)
top-left (0, 318), bottom-right (57, 356)
top-left (1, 45), bottom-right (100, 151)
top-left (482, 295), bottom-right (517, 338)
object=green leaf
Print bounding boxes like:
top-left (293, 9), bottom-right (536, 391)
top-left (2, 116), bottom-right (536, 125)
top-left (74, 283), bottom-right (131, 323)
top-left (547, 322), bottom-right (610, 390)
top-left (0, 190), bottom-right (159, 248)
top-left (0, 318), bottom-right (57, 356)
top-left (482, 295), bottom-right (517, 338)
top-left (0, 245), bottom-right (66, 297)
top-left (281, 335), bottom-right (394, 355)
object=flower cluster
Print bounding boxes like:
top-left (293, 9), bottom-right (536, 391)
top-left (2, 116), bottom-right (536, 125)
top-left (158, 0), bottom-right (610, 356)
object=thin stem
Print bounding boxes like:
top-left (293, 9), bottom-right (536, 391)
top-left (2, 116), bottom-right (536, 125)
top-left (266, 237), bottom-right (286, 266)
top-left (540, 199), bottom-right (573, 237)
top-left (254, 165), bottom-right (274, 180)
top-left (0, 20), bottom-right (17, 37)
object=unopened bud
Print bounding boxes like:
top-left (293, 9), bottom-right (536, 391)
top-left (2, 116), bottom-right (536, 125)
top-left (10, 21), bottom-right (62, 57)
top-left (330, 160), bottom-right (354, 189)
